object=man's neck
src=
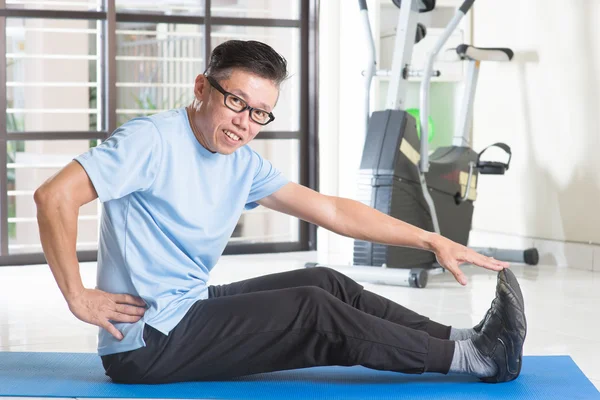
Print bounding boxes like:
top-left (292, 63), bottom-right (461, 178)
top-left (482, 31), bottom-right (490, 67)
top-left (186, 105), bottom-right (216, 154)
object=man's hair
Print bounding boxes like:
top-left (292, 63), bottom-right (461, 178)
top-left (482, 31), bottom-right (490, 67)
top-left (204, 40), bottom-right (288, 86)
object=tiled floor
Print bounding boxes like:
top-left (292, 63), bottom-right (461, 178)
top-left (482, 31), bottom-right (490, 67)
top-left (0, 250), bottom-right (599, 398)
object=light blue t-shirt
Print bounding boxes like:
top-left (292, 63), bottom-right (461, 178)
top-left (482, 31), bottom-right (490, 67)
top-left (75, 108), bottom-right (289, 356)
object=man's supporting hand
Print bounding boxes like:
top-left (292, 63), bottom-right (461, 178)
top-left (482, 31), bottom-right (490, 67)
top-left (66, 289), bottom-right (147, 340)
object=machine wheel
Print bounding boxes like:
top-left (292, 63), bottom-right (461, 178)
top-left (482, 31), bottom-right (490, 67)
top-left (524, 248), bottom-right (539, 265)
top-left (409, 268), bottom-right (428, 288)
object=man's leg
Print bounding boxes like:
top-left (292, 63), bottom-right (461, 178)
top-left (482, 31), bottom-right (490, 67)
top-left (102, 286), bottom-right (455, 383)
top-left (208, 267), bottom-right (451, 339)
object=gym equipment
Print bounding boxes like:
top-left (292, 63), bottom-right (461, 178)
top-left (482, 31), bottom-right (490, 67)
top-left (406, 108), bottom-right (434, 142)
top-left (0, 352), bottom-right (598, 399)
top-left (308, 0), bottom-right (538, 288)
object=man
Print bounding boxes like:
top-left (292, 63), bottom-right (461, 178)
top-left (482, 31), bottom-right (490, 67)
top-left (34, 40), bottom-right (526, 384)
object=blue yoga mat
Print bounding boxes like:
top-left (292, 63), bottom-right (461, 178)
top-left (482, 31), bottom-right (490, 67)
top-left (0, 352), bottom-right (598, 399)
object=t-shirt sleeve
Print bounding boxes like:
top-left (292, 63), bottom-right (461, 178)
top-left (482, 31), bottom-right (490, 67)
top-left (74, 119), bottom-right (163, 203)
top-left (245, 150), bottom-right (289, 210)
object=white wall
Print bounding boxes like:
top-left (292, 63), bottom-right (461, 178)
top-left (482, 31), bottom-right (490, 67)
top-left (471, 0), bottom-right (600, 245)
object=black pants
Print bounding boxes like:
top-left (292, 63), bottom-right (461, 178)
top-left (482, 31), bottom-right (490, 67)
top-left (101, 267), bottom-right (456, 384)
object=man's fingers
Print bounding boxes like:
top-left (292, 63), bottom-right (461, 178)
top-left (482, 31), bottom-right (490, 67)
top-left (452, 268), bottom-right (468, 286)
top-left (107, 311), bottom-right (143, 324)
top-left (473, 254), bottom-right (503, 271)
top-left (444, 262), bottom-right (468, 286)
top-left (484, 257), bottom-right (509, 271)
top-left (467, 252), bottom-right (509, 271)
top-left (115, 303), bottom-right (146, 316)
top-left (114, 293), bottom-right (146, 307)
top-left (99, 320), bottom-right (123, 341)
top-left (481, 255), bottom-right (509, 269)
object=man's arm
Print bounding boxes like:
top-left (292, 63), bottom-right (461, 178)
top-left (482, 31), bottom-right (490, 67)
top-left (258, 182), bottom-right (508, 285)
top-left (259, 183), bottom-right (433, 250)
top-left (35, 162), bottom-right (96, 300)
top-left (35, 161), bottom-right (146, 339)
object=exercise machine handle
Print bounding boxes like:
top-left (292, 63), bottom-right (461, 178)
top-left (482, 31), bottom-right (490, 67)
top-left (419, 2), bottom-right (474, 173)
top-left (459, 0), bottom-right (476, 13)
top-left (358, 0), bottom-right (377, 131)
top-left (457, 161), bottom-right (476, 203)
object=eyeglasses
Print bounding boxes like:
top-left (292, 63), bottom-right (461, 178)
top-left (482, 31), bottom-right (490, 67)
top-left (205, 75), bottom-right (275, 126)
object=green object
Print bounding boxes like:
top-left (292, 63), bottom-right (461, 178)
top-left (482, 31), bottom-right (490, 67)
top-left (406, 108), bottom-right (435, 143)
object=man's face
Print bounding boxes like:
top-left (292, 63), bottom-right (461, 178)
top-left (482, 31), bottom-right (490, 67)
top-left (194, 69), bottom-right (279, 155)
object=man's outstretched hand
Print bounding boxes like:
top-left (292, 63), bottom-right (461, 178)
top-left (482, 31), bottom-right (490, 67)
top-left (66, 288), bottom-right (147, 340)
top-left (430, 234), bottom-right (509, 286)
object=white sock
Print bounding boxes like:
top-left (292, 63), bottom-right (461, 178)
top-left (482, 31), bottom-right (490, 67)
top-left (449, 339), bottom-right (497, 378)
top-left (449, 327), bottom-right (476, 341)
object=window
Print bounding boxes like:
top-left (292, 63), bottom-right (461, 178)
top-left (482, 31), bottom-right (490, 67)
top-left (0, 0), bottom-right (318, 265)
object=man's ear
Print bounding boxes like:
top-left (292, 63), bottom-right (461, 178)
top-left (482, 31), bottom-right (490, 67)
top-left (194, 74), bottom-right (208, 101)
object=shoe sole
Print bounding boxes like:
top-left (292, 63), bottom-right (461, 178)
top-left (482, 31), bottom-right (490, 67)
top-left (480, 337), bottom-right (523, 383)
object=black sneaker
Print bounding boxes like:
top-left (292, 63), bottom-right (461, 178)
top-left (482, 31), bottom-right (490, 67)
top-left (472, 269), bottom-right (527, 383)
top-left (473, 268), bottom-right (525, 333)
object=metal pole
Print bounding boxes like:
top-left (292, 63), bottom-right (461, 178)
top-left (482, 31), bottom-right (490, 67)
top-left (300, 0), bottom-right (310, 250)
top-left (0, 0), bottom-right (9, 255)
top-left (307, 0), bottom-right (319, 250)
top-left (204, 0), bottom-right (211, 71)
top-left (386, 0), bottom-right (419, 110)
top-left (358, 0), bottom-right (375, 128)
top-left (103, 0), bottom-right (117, 136)
top-left (453, 60), bottom-right (479, 147)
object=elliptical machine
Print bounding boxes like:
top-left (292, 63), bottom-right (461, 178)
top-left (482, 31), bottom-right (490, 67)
top-left (307, 0), bottom-right (539, 288)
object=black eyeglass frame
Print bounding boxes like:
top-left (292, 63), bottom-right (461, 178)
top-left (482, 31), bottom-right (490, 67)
top-left (205, 75), bottom-right (276, 126)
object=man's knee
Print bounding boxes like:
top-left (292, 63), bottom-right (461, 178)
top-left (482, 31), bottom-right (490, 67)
top-left (296, 284), bottom-right (328, 295)
top-left (294, 285), bottom-right (333, 304)
top-left (309, 266), bottom-right (344, 282)
top-left (311, 267), bottom-right (361, 289)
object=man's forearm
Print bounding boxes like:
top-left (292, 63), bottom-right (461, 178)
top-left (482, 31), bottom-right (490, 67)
top-left (331, 196), bottom-right (437, 251)
top-left (35, 191), bottom-right (85, 302)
